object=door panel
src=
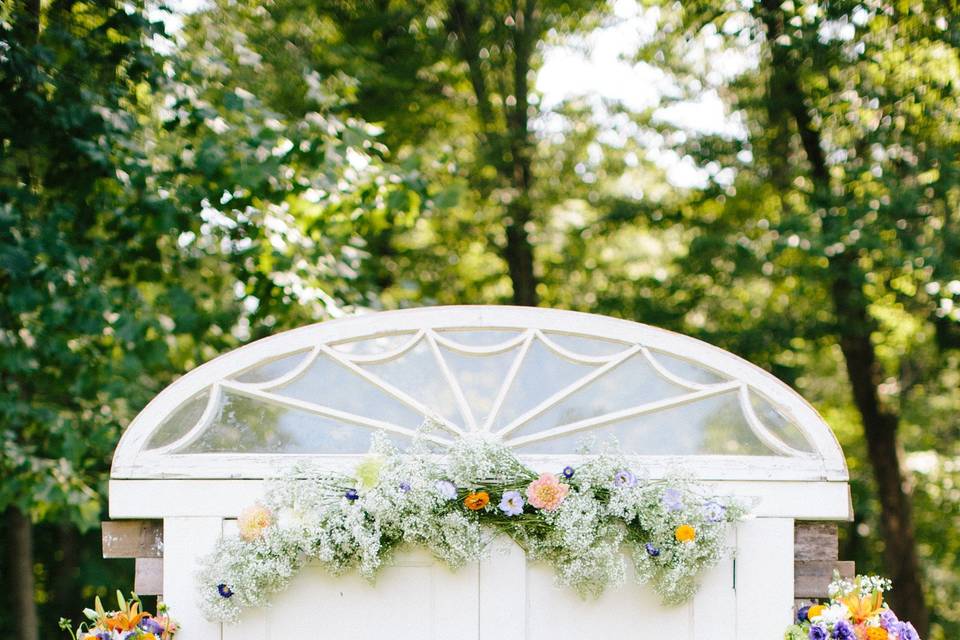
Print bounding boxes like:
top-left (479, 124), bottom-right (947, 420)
top-left (223, 549), bottom-right (480, 640)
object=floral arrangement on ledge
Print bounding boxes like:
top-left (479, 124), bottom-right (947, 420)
top-left (784, 573), bottom-right (921, 640)
top-left (198, 433), bottom-right (746, 623)
top-left (59, 591), bottom-right (178, 640)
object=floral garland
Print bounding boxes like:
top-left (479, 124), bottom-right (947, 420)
top-left (198, 434), bottom-right (746, 623)
top-left (784, 573), bottom-right (921, 640)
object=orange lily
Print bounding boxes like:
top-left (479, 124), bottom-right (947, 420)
top-left (840, 589), bottom-right (884, 624)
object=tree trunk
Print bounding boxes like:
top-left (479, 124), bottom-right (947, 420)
top-left (758, 3), bottom-right (929, 635)
top-left (447, 0), bottom-right (540, 306)
top-left (52, 523), bottom-right (81, 624)
top-left (8, 508), bottom-right (38, 640)
top-left (503, 0), bottom-right (538, 306)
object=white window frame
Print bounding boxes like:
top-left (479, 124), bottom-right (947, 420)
top-left (111, 305), bottom-right (848, 484)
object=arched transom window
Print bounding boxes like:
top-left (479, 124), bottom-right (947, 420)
top-left (112, 306), bottom-right (847, 481)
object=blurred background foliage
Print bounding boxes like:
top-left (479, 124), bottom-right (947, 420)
top-left (1, 0), bottom-right (958, 638)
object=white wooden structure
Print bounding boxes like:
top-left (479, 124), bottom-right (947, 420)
top-left (109, 306), bottom-right (851, 639)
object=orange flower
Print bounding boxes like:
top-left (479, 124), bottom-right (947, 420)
top-left (841, 590), bottom-right (884, 624)
top-left (464, 491), bottom-right (490, 510)
top-left (865, 628), bottom-right (889, 640)
top-left (675, 524), bottom-right (696, 543)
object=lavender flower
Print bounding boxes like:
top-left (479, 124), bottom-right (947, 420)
top-left (900, 622), bottom-right (920, 640)
top-left (139, 618), bottom-right (165, 635)
top-left (702, 500), bottom-right (726, 522)
top-left (344, 488), bottom-right (359, 501)
top-left (645, 542), bottom-right (660, 557)
top-left (217, 583), bottom-right (234, 598)
top-left (613, 469), bottom-right (637, 488)
top-left (879, 610), bottom-right (899, 630)
top-left (808, 624), bottom-right (828, 640)
top-left (831, 620), bottom-right (855, 640)
top-left (562, 466), bottom-right (575, 479)
top-left (399, 481), bottom-right (412, 493)
top-left (661, 487), bottom-right (684, 512)
top-left (499, 490), bottom-right (525, 516)
top-left (435, 479), bottom-right (457, 500)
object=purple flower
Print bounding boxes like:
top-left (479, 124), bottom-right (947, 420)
top-left (435, 479), bottom-right (457, 500)
top-left (139, 618), bottom-right (165, 635)
top-left (879, 610), bottom-right (899, 630)
top-left (702, 500), bottom-right (726, 522)
top-left (499, 490), bottom-right (525, 516)
top-left (900, 622), bottom-right (920, 640)
top-left (808, 624), bottom-right (828, 640)
top-left (645, 542), bottom-right (660, 557)
top-left (217, 583), bottom-right (234, 598)
top-left (796, 605), bottom-right (811, 623)
top-left (399, 481), bottom-right (412, 493)
top-left (562, 466), bottom-right (575, 479)
top-left (831, 620), bottom-right (855, 640)
top-left (93, 633), bottom-right (111, 640)
top-left (345, 488), bottom-right (359, 501)
top-left (661, 487), bottom-right (684, 512)
top-left (613, 469), bottom-right (637, 488)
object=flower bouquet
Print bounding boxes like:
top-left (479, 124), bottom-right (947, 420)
top-left (784, 574), bottom-right (920, 640)
top-left (59, 591), bottom-right (178, 640)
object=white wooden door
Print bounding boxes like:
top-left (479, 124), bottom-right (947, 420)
top-left (165, 517), bottom-right (791, 640)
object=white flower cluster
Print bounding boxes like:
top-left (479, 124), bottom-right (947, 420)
top-left (827, 571), bottom-right (893, 599)
top-left (196, 434), bottom-right (745, 623)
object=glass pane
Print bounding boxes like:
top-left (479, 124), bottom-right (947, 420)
top-left (331, 332), bottom-right (417, 356)
top-left (232, 350), bottom-right (310, 383)
top-left (513, 391), bottom-right (777, 456)
top-left (750, 391), bottom-right (813, 452)
top-left (437, 329), bottom-right (521, 347)
top-left (508, 354), bottom-right (690, 439)
top-left (147, 391), bottom-right (210, 449)
top-left (178, 392), bottom-right (414, 453)
top-left (359, 339), bottom-right (463, 427)
top-left (440, 344), bottom-right (520, 427)
top-left (492, 338), bottom-right (600, 432)
top-left (272, 353), bottom-right (425, 429)
top-left (543, 332), bottom-right (632, 357)
top-left (648, 350), bottom-right (728, 385)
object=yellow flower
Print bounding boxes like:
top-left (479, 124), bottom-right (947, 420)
top-left (238, 504), bottom-right (273, 541)
top-left (865, 628), bottom-right (889, 640)
top-left (464, 491), bottom-right (490, 510)
top-left (806, 604), bottom-right (826, 621)
top-left (354, 456), bottom-right (385, 489)
top-left (675, 524), bottom-right (696, 543)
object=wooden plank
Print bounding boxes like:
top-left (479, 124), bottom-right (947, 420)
top-left (135, 558), bottom-right (163, 595)
top-left (794, 522), bottom-right (838, 561)
top-left (794, 560), bottom-right (855, 598)
top-left (102, 520), bottom-right (163, 558)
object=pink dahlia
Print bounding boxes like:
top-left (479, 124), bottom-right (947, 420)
top-left (525, 473), bottom-right (570, 511)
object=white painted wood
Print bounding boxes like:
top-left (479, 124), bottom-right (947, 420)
top-left (523, 554), bottom-right (694, 639)
top-left (163, 517), bottom-right (223, 640)
top-left (735, 518), bottom-right (795, 638)
top-left (693, 528), bottom-right (737, 640)
top-left (109, 478), bottom-right (852, 520)
top-left (479, 536), bottom-right (526, 640)
top-left (221, 549), bottom-right (479, 640)
top-left (111, 306), bottom-right (848, 482)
